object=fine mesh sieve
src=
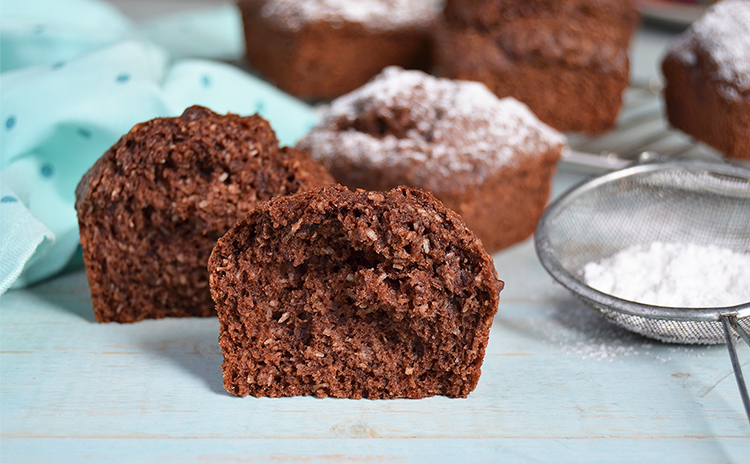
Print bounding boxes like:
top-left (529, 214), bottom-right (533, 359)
top-left (534, 159), bottom-right (750, 422)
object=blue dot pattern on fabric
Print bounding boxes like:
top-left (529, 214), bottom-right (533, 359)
top-left (255, 101), bottom-right (265, 113)
top-left (34, 25), bottom-right (44, 35)
top-left (52, 61), bottom-right (66, 70)
top-left (116, 74), bottom-right (130, 83)
top-left (1, 196), bottom-right (18, 203)
top-left (6, 116), bottom-right (16, 130)
top-left (77, 128), bottom-right (92, 139)
top-left (41, 163), bottom-right (55, 178)
top-left (202, 75), bottom-right (211, 88)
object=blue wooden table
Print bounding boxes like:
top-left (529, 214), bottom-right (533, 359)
top-left (2, 3), bottom-right (749, 461)
top-left (2, 169), bottom-right (749, 463)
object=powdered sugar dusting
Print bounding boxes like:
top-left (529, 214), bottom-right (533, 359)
top-left (540, 302), bottom-right (656, 361)
top-left (670, 0), bottom-right (750, 97)
top-left (539, 298), bottom-right (721, 362)
top-left (300, 67), bottom-right (565, 189)
top-left (584, 242), bottom-right (750, 308)
top-left (260, 0), bottom-right (436, 32)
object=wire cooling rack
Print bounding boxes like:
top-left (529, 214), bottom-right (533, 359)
top-left (561, 79), bottom-right (728, 173)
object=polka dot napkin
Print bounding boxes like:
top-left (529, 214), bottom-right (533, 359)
top-left (0, 0), bottom-right (319, 293)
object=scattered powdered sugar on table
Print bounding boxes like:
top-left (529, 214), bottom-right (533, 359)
top-left (299, 67), bottom-right (565, 188)
top-left (669, 0), bottom-right (750, 96)
top-left (540, 301), bottom-right (656, 361)
top-left (260, 0), bottom-right (436, 32)
top-left (583, 242), bottom-right (750, 308)
top-left (539, 297), bottom-right (717, 362)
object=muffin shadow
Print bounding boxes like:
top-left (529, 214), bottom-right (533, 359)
top-left (135, 319), bottom-right (229, 396)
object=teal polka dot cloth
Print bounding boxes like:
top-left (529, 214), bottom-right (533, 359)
top-left (0, 0), bottom-right (320, 293)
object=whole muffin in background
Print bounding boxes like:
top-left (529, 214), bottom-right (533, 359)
top-left (75, 106), bottom-right (334, 323)
top-left (298, 67), bottom-right (565, 254)
top-left (433, 0), bottom-right (640, 134)
top-left (238, 0), bottom-right (437, 100)
top-left (661, 0), bottom-right (750, 161)
top-left (209, 184), bottom-right (503, 398)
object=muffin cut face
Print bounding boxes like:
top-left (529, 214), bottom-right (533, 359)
top-left (75, 106), bottom-right (333, 323)
top-left (209, 185), bottom-right (503, 399)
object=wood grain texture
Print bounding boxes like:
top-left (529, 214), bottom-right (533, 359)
top-left (1, 172), bottom-right (749, 463)
top-left (2, 438), bottom-right (750, 464)
top-left (3, 2), bottom-right (748, 460)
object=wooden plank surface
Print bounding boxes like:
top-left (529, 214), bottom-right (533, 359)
top-left (2, 171), bottom-right (749, 463)
top-left (2, 4), bottom-right (749, 461)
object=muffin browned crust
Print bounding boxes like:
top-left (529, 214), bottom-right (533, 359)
top-left (297, 67), bottom-right (565, 253)
top-left (238, 0), bottom-right (436, 99)
top-left (661, 0), bottom-right (750, 160)
top-left (433, 0), bottom-right (639, 134)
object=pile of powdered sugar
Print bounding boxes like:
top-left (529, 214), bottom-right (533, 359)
top-left (583, 242), bottom-right (750, 308)
top-left (260, 0), bottom-right (436, 32)
top-left (670, 0), bottom-right (750, 98)
top-left (299, 67), bottom-right (565, 188)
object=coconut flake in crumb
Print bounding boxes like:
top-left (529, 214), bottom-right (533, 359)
top-left (670, 0), bottom-right (750, 94)
top-left (304, 67), bottom-right (565, 184)
top-left (260, 0), bottom-right (436, 32)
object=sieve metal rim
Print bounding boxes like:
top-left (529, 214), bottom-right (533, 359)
top-left (534, 160), bottom-right (750, 323)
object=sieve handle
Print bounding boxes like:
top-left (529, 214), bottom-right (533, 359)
top-left (721, 316), bottom-right (750, 424)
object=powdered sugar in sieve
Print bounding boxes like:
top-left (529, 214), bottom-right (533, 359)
top-left (535, 160), bottom-right (750, 423)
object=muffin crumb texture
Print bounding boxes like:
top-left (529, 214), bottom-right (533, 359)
top-left (209, 185), bottom-right (502, 398)
top-left (75, 106), bottom-right (333, 323)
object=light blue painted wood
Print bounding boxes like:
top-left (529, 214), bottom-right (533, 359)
top-left (2, 438), bottom-right (750, 464)
top-left (2, 12), bottom-right (749, 458)
top-left (1, 171), bottom-right (749, 463)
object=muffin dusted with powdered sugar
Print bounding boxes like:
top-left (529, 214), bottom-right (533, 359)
top-left (662, 0), bottom-right (750, 160)
top-left (238, 0), bottom-right (436, 99)
top-left (298, 67), bottom-right (566, 253)
top-left (258, 0), bottom-right (434, 32)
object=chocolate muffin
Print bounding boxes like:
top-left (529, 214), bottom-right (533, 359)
top-left (662, 0), bottom-right (750, 161)
top-left (238, 0), bottom-right (436, 100)
top-left (433, 0), bottom-right (640, 134)
top-left (75, 106), bottom-right (334, 323)
top-left (209, 184), bottom-right (503, 399)
top-left (297, 67), bottom-right (565, 254)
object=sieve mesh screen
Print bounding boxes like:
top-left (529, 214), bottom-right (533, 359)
top-left (536, 161), bottom-right (750, 345)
